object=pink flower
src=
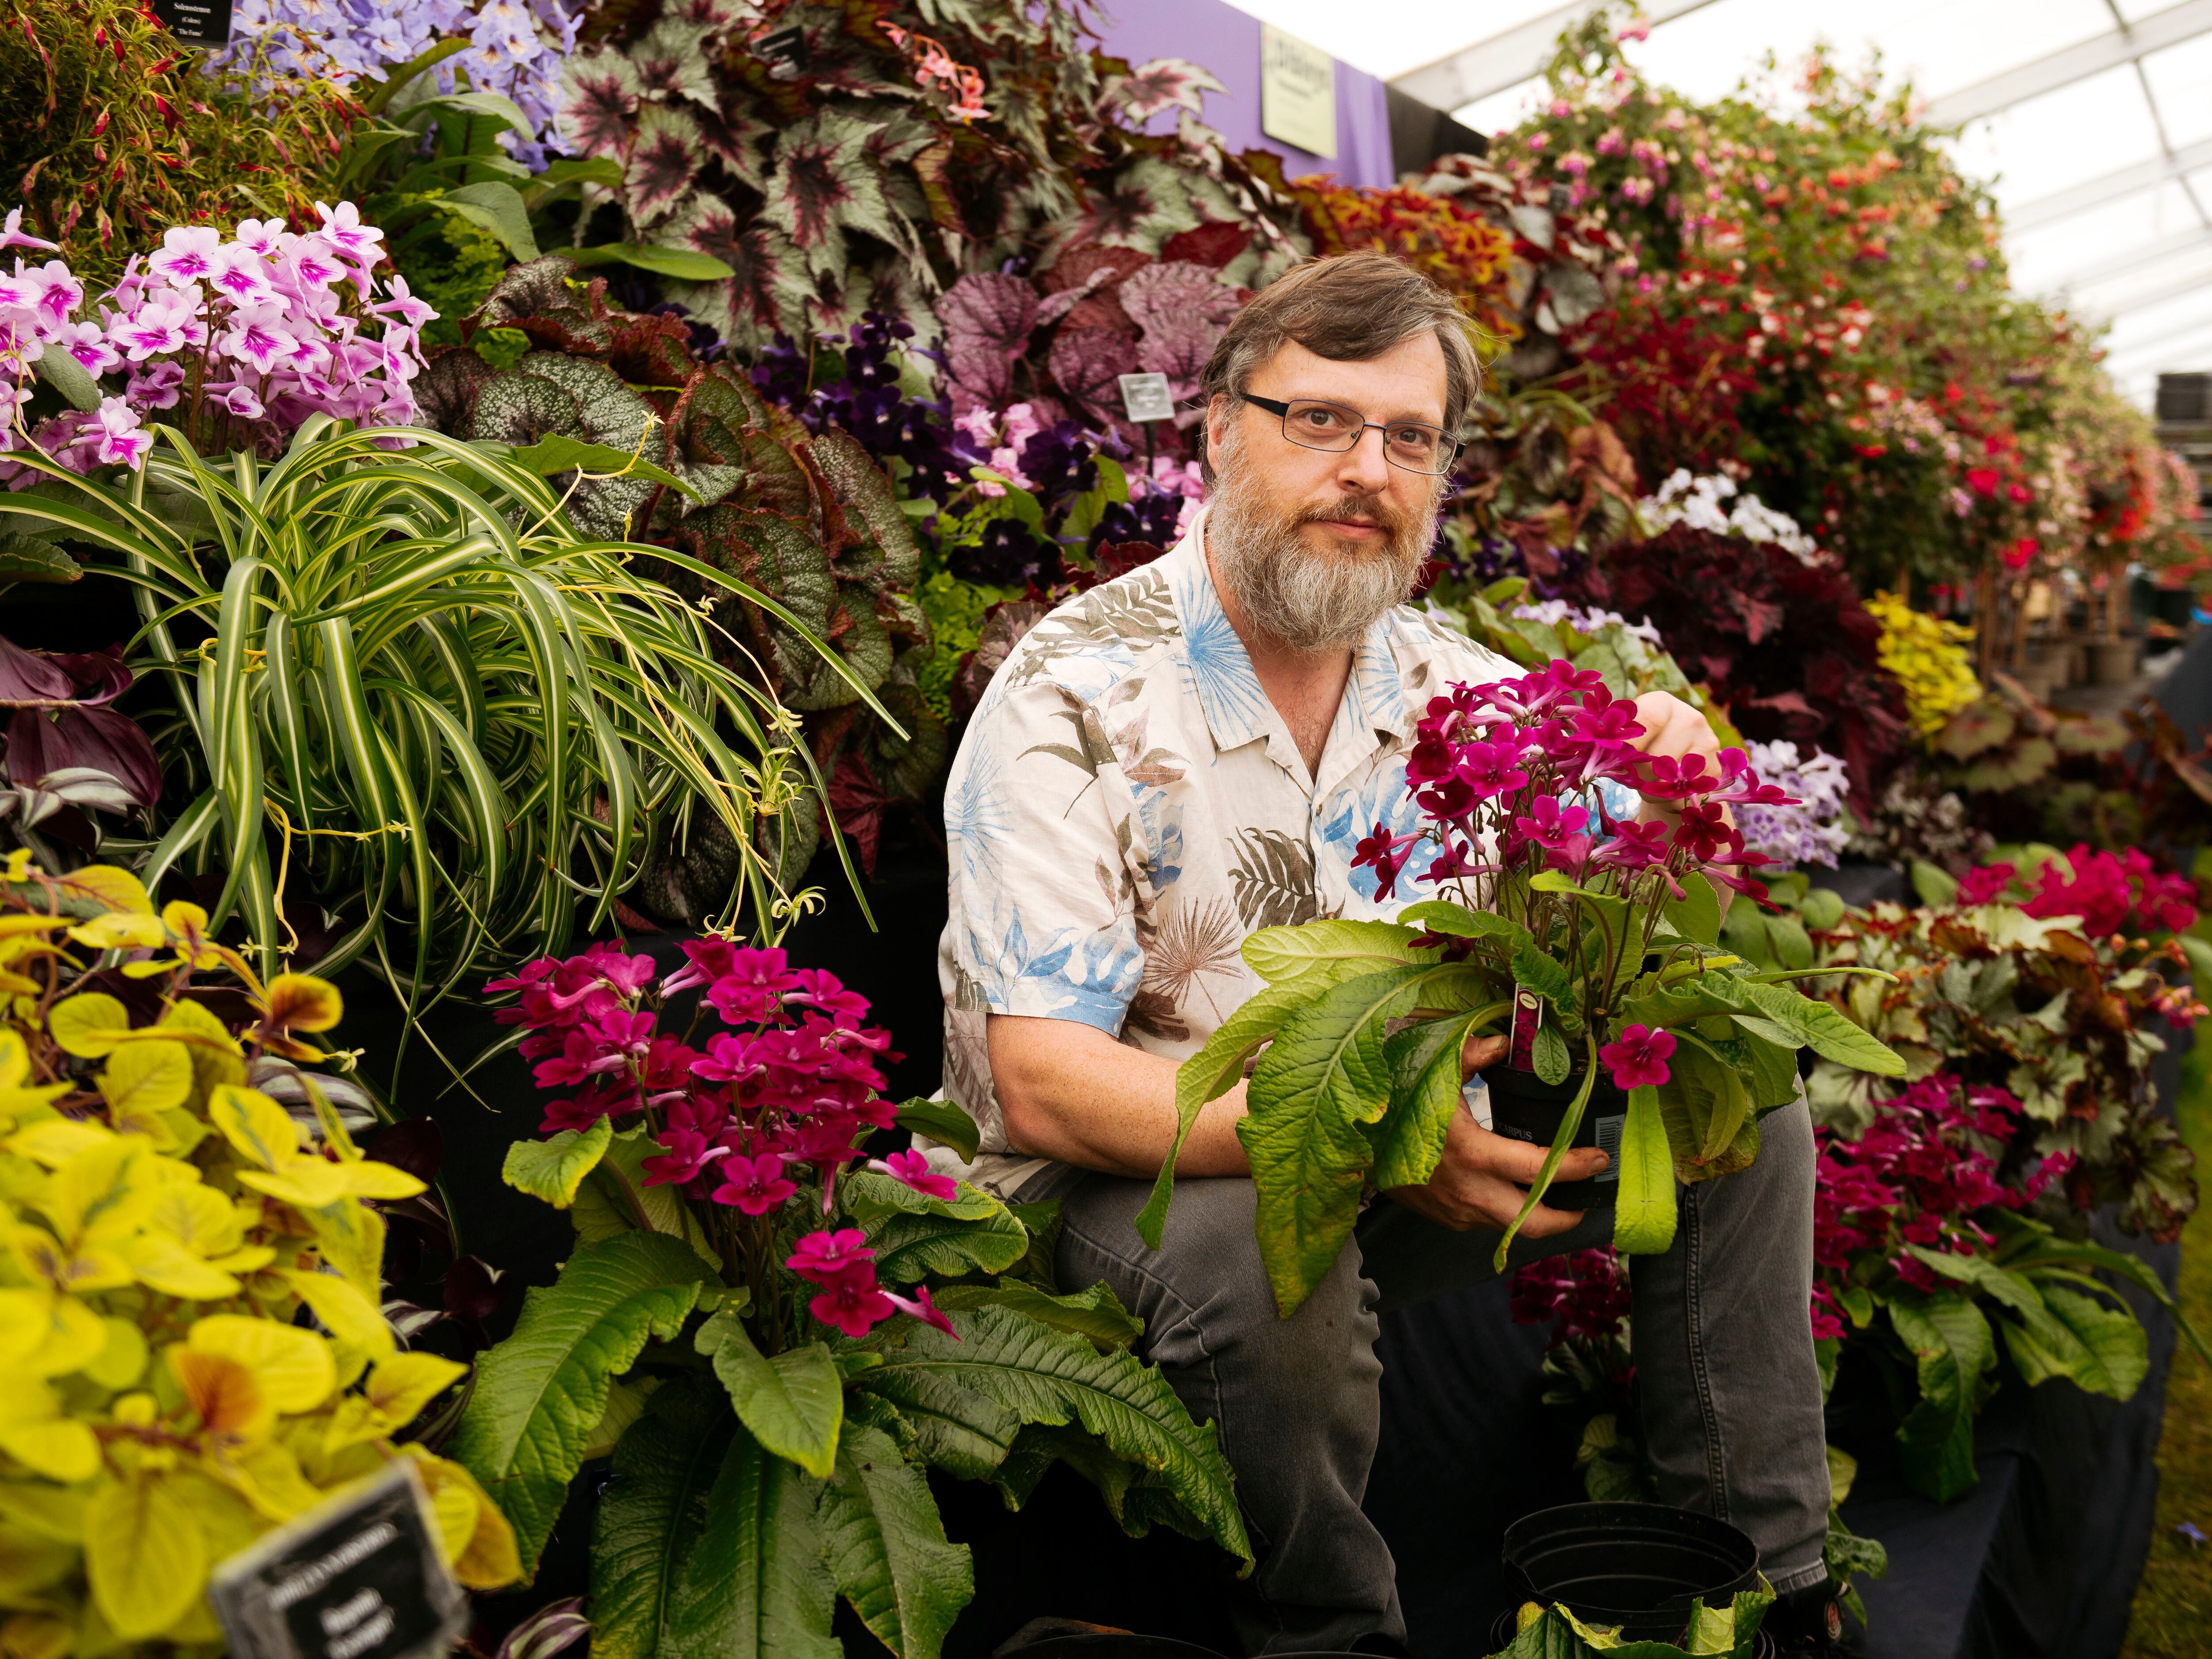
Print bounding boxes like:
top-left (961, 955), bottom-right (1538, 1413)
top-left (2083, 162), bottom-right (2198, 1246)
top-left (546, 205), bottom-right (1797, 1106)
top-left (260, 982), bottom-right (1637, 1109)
top-left (125, 358), bottom-right (185, 409)
top-left (369, 273), bottom-right (437, 332)
top-left (109, 294), bottom-right (196, 362)
top-left (219, 302), bottom-right (299, 375)
top-left (705, 947), bottom-right (803, 1025)
top-left (207, 245), bottom-right (276, 307)
top-left (215, 383), bottom-right (265, 420)
top-left (1955, 863), bottom-right (2015, 907)
top-left (1670, 801), bottom-right (1734, 862)
top-left (0, 208), bottom-right (58, 255)
top-left (1455, 739), bottom-right (1531, 801)
top-left (55, 319), bottom-right (117, 376)
top-left (786, 1227), bottom-right (874, 1284)
top-left (1516, 796), bottom-right (1589, 851)
top-left (641, 1126), bottom-right (729, 1188)
top-left (806, 1261), bottom-right (897, 1339)
top-left (313, 201), bottom-right (385, 263)
top-left (1633, 752), bottom-right (1724, 800)
top-left (711, 1152), bottom-right (797, 1215)
top-left (1589, 816), bottom-right (1669, 873)
top-left (873, 1149), bottom-right (957, 1202)
top-left (86, 398), bottom-right (150, 468)
top-left (231, 218), bottom-right (288, 259)
top-left (1598, 1023), bottom-right (1675, 1091)
top-left (788, 967), bottom-right (870, 1027)
top-left (883, 1283), bottom-right (958, 1337)
top-left (22, 261), bottom-right (82, 336)
top-left (146, 226), bottom-right (222, 286)
top-left (1352, 822), bottom-right (1421, 900)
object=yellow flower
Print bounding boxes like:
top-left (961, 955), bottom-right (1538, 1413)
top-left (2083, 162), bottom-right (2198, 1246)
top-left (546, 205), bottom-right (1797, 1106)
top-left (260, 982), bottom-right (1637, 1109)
top-left (1867, 591), bottom-right (1982, 736)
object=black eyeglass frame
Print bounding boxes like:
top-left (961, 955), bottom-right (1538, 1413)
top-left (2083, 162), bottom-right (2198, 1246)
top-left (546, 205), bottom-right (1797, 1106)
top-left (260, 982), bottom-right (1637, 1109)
top-left (1237, 393), bottom-right (1465, 476)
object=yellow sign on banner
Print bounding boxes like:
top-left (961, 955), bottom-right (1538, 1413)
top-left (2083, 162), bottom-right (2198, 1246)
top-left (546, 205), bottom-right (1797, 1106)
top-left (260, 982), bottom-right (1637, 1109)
top-left (1260, 24), bottom-right (1336, 159)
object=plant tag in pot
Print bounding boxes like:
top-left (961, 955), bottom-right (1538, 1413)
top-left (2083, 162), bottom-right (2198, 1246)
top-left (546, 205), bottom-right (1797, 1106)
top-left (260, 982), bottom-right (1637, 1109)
top-left (209, 1461), bottom-right (465, 1659)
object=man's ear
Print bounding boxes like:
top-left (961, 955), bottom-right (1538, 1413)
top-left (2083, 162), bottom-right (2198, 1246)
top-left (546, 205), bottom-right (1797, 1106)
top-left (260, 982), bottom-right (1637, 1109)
top-left (1204, 394), bottom-right (1230, 480)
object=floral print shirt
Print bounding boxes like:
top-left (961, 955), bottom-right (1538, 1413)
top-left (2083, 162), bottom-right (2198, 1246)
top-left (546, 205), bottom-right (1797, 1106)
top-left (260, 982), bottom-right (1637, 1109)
top-left (932, 512), bottom-right (1528, 1196)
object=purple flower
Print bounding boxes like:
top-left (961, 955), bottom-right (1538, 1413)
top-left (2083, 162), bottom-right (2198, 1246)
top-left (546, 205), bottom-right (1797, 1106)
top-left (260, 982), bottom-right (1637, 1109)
top-left (1599, 1024), bottom-right (1675, 1091)
top-left (0, 209), bottom-right (58, 255)
top-left (86, 398), bottom-right (150, 467)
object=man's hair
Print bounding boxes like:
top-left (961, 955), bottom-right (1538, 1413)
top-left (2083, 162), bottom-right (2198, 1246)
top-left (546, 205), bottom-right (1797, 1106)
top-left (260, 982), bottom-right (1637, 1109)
top-left (1197, 250), bottom-right (1480, 483)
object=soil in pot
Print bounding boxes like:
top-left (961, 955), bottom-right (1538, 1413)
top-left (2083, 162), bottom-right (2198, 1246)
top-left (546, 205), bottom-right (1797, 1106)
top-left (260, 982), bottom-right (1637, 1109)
top-left (1480, 1065), bottom-right (1626, 1210)
top-left (1496, 1501), bottom-right (1763, 1644)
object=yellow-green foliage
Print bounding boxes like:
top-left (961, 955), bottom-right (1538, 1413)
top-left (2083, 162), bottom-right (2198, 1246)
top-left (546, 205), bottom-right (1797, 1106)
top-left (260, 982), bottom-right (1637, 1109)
top-left (0, 852), bottom-right (520, 1653)
top-left (1866, 591), bottom-right (1982, 737)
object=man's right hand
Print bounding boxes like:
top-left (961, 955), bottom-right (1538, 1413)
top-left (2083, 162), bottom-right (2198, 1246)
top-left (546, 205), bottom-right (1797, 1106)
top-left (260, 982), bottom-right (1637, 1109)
top-left (1381, 1106), bottom-right (1610, 1234)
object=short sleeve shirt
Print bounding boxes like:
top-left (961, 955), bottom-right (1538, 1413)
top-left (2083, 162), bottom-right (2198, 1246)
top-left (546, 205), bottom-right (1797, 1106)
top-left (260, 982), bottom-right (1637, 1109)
top-left (934, 512), bottom-right (1526, 1195)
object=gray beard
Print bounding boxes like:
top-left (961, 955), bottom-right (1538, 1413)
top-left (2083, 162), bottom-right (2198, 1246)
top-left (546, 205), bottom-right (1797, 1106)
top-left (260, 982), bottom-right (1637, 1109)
top-left (1204, 434), bottom-right (1440, 653)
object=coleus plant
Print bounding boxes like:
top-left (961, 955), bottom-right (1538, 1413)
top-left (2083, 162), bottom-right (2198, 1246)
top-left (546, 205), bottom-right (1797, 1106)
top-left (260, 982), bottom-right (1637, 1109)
top-left (1148, 658), bottom-right (1905, 1318)
top-left (453, 940), bottom-right (1250, 1659)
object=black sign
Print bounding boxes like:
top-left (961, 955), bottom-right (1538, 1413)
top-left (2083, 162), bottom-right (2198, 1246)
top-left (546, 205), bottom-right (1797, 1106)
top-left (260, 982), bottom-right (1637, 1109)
top-left (750, 24), bottom-right (809, 80)
top-left (210, 1464), bottom-right (466, 1659)
top-left (149, 0), bottom-right (235, 45)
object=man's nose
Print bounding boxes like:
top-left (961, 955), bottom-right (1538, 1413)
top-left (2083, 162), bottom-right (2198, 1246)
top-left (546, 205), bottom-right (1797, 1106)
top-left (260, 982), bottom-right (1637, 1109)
top-left (1333, 425), bottom-right (1393, 493)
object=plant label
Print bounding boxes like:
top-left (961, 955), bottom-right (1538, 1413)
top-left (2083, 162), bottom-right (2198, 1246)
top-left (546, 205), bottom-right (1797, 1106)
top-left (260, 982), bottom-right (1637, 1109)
top-left (150, 0), bottom-right (234, 44)
top-left (1508, 986), bottom-right (1543, 1072)
top-left (1118, 373), bottom-right (1175, 425)
top-left (750, 24), bottom-right (808, 80)
top-left (1260, 25), bottom-right (1336, 160)
top-left (1593, 1113), bottom-right (1623, 1183)
top-left (209, 1462), bottom-right (466, 1659)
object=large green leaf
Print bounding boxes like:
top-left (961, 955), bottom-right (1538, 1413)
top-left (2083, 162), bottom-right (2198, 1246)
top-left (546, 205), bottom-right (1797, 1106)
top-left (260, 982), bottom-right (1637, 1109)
top-left (1734, 980), bottom-right (1905, 1076)
top-left (503, 1119), bottom-right (613, 1209)
top-left (571, 1126), bottom-right (722, 1270)
top-left (854, 1306), bottom-right (1252, 1569)
top-left (1885, 1290), bottom-right (1993, 1502)
top-left (1368, 1012), bottom-right (1482, 1192)
top-left (1240, 919), bottom-right (1428, 986)
top-left (843, 1171), bottom-right (1029, 1285)
top-left (820, 1423), bottom-right (972, 1659)
top-left (894, 1098), bottom-right (981, 1163)
top-left (696, 1311), bottom-right (844, 1479)
top-left (1239, 966), bottom-right (1437, 1317)
top-left (591, 1375), bottom-right (738, 1659)
top-left (569, 242), bottom-right (741, 281)
top-left (930, 1279), bottom-right (1144, 1351)
top-left (2002, 1284), bottom-right (2149, 1400)
top-left (1662, 872), bottom-right (1722, 946)
top-left (448, 1231), bottom-right (715, 1576)
top-left (1612, 1084), bottom-right (1677, 1255)
top-left (663, 1425), bottom-right (839, 1659)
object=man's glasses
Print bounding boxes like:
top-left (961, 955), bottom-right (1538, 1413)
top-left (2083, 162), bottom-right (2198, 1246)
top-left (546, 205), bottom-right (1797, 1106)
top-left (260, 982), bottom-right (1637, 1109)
top-left (1240, 394), bottom-right (1463, 476)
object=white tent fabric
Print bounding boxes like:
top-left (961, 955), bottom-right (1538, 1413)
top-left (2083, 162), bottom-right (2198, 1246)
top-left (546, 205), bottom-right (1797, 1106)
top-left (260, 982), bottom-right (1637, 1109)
top-left (1213, 0), bottom-right (2212, 407)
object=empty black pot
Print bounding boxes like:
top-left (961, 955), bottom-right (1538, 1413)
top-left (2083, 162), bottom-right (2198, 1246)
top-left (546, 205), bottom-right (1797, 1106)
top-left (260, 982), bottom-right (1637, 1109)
top-left (1480, 1065), bottom-right (1627, 1210)
top-left (1497, 1501), bottom-right (1763, 1644)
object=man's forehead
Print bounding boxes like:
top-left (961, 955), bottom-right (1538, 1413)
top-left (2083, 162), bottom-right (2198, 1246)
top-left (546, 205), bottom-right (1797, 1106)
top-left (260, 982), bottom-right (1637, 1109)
top-left (1245, 336), bottom-right (1448, 424)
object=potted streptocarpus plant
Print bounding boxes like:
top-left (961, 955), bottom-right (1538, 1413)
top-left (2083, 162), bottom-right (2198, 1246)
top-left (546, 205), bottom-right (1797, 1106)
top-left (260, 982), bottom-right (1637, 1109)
top-left (1143, 659), bottom-right (1905, 1317)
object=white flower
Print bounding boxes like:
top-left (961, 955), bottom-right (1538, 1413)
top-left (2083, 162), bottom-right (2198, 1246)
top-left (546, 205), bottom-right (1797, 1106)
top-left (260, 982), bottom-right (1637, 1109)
top-left (147, 226), bottom-right (223, 286)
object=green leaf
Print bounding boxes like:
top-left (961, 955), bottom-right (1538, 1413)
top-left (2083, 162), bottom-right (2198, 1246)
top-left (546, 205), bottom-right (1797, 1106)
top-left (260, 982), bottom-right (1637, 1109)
top-left (1532, 1022), bottom-right (1572, 1086)
top-left (590, 1375), bottom-right (738, 1659)
top-left (438, 180), bottom-right (541, 261)
top-left (1885, 1290), bottom-right (1993, 1502)
top-left (1239, 966), bottom-right (1437, 1316)
top-left (855, 1305), bottom-right (1252, 1569)
top-left (0, 533), bottom-right (81, 584)
top-left (1240, 918), bottom-right (1427, 985)
top-left (1732, 1023), bottom-right (1805, 1111)
top-left (1663, 871), bottom-right (1722, 946)
top-left (1997, 1282), bottom-right (2148, 1399)
top-left (894, 1098), bottom-right (980, 1163)
top-left (501, 435), bottom-right (701, 501)
top-left (568, 242), bottom-right (740, 281)
top-left (448, 1231), bottom-right (716, 1577)
top-left (1510, 937), bottom-right (1576, 1016)
top-left (1800, 887), bottom-right (1847, 931)
top-left (1612, 1084), bottom-right (1677, 1255)
top-left (1734, 981), bottom-right (1905, 1075)
top-left (695, 1311), bottom-right (843, 1479)
top-left (1141, 978), bottom-right (1310, 1251)
top-left (842, 1171), bottom-right (1029, 1285)
top-left (664, 1424), bottom-right (838, 1659)
top-left (572, 1126), bottom-right (722, 1270)
top-left (1369, 1013), bottom-right (1482, 1192)
top-left (1911, 859), bottom-right (1960, 908)
top-left (1394, 900), bottom-right (1525, 946)
top-left (33, 341), bottom-right (100, 413)
top-left (820, 1422), bottom-right (973, 1659)
top-left (503, 1119), bottom-right (614, 1210)
top-left (930, 1279), bottom-right (1144, 1351)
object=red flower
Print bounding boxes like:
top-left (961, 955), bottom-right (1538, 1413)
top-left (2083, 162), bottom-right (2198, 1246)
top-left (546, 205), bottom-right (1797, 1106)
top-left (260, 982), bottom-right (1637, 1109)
top-left (1599, 1023), bottom-right (1675, 1091)
top-left (1965, 467), bottom-right (2001, 497)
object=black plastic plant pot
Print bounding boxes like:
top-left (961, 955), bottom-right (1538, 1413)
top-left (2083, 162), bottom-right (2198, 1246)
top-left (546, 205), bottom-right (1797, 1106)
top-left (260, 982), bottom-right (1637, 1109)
top-left (1494, 1501), bottom-right (1765, 1646)
top-left (1480, 1065), bottom-right (1628, 1210)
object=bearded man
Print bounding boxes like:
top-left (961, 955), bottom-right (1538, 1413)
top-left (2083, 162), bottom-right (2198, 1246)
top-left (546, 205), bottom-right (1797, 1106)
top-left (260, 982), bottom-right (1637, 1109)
top-left (932, 253), bottom-right (1840, 1654)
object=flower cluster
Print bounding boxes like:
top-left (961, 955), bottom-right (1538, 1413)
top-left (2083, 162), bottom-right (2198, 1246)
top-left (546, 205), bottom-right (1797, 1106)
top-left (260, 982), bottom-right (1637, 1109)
top-left (1509, 598), bottom-right (1663, 650)
top-left (1640, 468), bottom-right (1823, 564)
top-left (216, 0), bottom-right (579, 169)
top-left (1732, 739), bottom-right (1851, 869)
top-left (1866, 591), bottom-right (1981, 737)
top-left (0, 205), bottom-right (431, 479)
top-left (491, 940), bottom-right (959, 1345)
top-left (1509, 1245), bottom-right (1632, 1345)
top-left (1958, 845), bottom-right (2199, 940)
top-left (1810, 1074), bottom-right (2072, 1339)
top-left (879, 23), bottom-right (990, 123)
top-left (753, 312), bottom-right (970, 503)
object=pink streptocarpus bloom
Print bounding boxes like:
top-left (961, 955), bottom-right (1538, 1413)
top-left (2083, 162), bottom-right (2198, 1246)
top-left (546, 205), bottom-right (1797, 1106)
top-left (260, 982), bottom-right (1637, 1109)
top-left (711, 1151), bottom-right (798, 1215)
top-left (369, 272), bottom-right (437, 331)
top-left (0, 267), bottom-right (38, 313)
top-left (55, 320), bottom-right (118, 376)
top-left (786, 1227), bottom-right (875, 1284)
top-left (640, 1126), bottom-right (728, 1188)
top-left (219, 302), bottom-right (299, 375)
top-left (215, 383), bottom-right (265, 420)
top-left (1352, 822), bottom-right (1421, 901)
top-left (86, 398), bottom-right (150, 468)
top-left (125, 359), bottom-right (185, 410)
top-left (313, 201), bottom-right (386, 262)
top-left (883, 1282), bottom-right (959, 1337)
top-left (1599, 1023), bottom-right (1675, 1091)
top-left (207, 245), bottom-right (277, 307)
top-left (872, 1148), bottom-right (958, 1202)
top-left (147, 226), bottom-right (223, 286)
top-left (1454, 739), bottom-right (1531, 801)
top-left (109, 295), bottom-right (196, 362)
top-left (22, 262), bottom-right (83, 337)
top-left (1588, 816), bottom-right (1670, 874)
top-left (276, 237), bottom-right (346, 294)
top-left (806, 1261), bottom-right (897, 1339)
top-left (232, 218), bottom-right (288, 258)
top-left (0, 208), bottom-right (58, 255)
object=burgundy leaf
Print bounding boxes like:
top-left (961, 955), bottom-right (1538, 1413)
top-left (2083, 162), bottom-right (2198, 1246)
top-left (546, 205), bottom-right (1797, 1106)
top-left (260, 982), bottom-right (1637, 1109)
top-left (825, 751), bottom-right (889, 877)
top-left (5, 705), bottom-right (161, 807)
top-left (1160, 222), bottom-right (1253, 269)
top-left (365, 1117), bottom-right (444, 1183)
top-left (939, 271), bottom-right (1038, 409)
top-left (760, 110), bottom-right (896, 264)
top-left (1120, 261), bottom-right (1242, 398)
top-left (1046, 324), bottom-right (1139, 416)
top-left (555, 49), bottom-right (641, 158)
top-left (0, 634), bottom-right (78, 705)
top-left (623, 104), bottom-right (707, 226)
top-left (444, 1255), bottom-right (510, 1325)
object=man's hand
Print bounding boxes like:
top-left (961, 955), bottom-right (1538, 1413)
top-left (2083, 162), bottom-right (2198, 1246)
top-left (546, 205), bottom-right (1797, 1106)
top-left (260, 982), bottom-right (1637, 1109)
top-left (1631, 690), bottom-right (1722, 774)
top-left (1383, 1108), bottom-right (1610, 1234)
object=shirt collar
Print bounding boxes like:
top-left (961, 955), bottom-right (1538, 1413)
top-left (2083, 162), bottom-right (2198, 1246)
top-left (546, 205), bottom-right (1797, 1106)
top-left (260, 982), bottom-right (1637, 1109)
top-left (1165, 512), bottom-right (1414, 766)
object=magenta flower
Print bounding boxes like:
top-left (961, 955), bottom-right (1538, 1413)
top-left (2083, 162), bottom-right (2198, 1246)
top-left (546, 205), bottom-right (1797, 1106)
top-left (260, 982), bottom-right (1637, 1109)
top-left (1599, 1023), bottom-right (1676, 1091)
top-left (711, 1152), bottom-right (797, 1215)
top-left (806, 1261), bottom-right (897, 1339)
top-left (1455, 739), bottom-right (1531, 801)
top-left (786, 1228), bottom-right (874, 1284)
top-left (1633, 752), bottom-right (1724, 801)
top-left (1515, 796), bottom-right (1589, 850)
top-left (873, 1148), bottom-right (957, 1202)
top-left (1670, 801), bottom-right (1734, 862)
top-left (1352, 821), bottom-right (1421, 900)
top-left (703, 946), bottom-right (802, 1024)
top-left (641, 1127), bottom-right (729, 1188)
top-left (788, 967), bottom-right (870, 1026)
top-left (1589, 816), bottom-right (1669, 873)
top-left (883, 1282), bottom-right (958, 1337)
top-left (1955, 862), bottom-right (2016, 907)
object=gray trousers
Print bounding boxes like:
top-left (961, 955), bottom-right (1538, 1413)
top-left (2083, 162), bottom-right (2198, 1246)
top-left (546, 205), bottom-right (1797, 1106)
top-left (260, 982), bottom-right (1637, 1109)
top-left (1013, 1098), bottom-right (1831, 1655)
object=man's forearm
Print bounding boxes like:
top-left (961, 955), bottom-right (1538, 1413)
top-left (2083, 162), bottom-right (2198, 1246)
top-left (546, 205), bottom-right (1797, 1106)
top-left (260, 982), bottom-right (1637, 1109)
top-left (986, 1013), bottom-right (1251, 1179)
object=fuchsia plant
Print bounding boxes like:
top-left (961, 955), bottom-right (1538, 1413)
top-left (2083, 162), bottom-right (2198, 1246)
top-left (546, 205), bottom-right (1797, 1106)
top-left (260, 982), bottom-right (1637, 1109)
top-left (489, 940), bottom-right (957, 1346)
top-left (1161, 659), bottom-right (1905, 1316)
top-left (0, 203), bottom-right (431, 480)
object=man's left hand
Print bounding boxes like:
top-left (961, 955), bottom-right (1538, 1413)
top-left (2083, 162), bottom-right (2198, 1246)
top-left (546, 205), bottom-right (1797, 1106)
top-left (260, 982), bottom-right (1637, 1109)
top-left (1629, 690), bottom-right (1722, 778)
